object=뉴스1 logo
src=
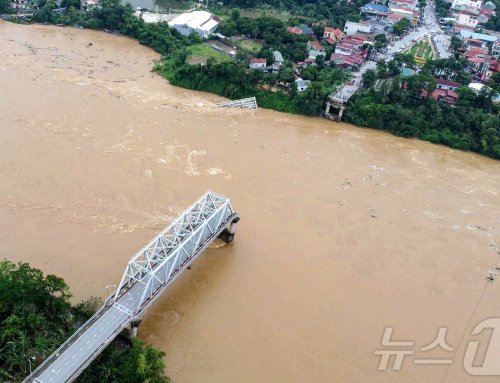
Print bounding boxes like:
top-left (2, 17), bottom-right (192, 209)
top-left (375, 318), bottom-right (500, 376)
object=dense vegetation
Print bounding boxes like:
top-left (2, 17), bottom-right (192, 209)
top-left (392, 18), bottom-right (411, 36)
top-left (0, 260), bottom-right (169, 382)
top-left (218, 10), bottom-right (311, 61)
top-left (349, 55), bottom-right (500, 158)
top-left (434, 0), bottom-right (451, 18)
top-left (0, 0), bottom-right (11, 12)
top-left (156, 46), bottom-right (348, 115)
top-left (219, 0), bottom-right (368, 27)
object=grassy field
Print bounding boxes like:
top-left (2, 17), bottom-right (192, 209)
top-left (239, 39), bottom-right (263, 53)
top-left (407, 38), bottom-right (435, 64)
top-left (186, 43), bottom-right (233, 64)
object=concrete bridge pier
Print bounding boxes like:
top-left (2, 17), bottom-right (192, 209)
top-left (129, 320), bottom-right (142, 338)
top-left (219, 217), bottom-right (240, 243)
top-left (325, 101), bottom-right (345, 122)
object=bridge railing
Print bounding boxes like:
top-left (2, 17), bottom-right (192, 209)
top-left (112, 191), bottom-right (236, 316)
top-left (133, 206), bottom-right (237, 319)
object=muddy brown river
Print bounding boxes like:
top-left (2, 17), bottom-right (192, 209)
top-left (1, 21), bottom-right (500, 383)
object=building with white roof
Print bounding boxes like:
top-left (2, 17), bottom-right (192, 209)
top-left (344, 20), bottom-right (372, 36)
top-left (168, 11), bottom-right (221, 38)
top-left (451, 0), bottom-right (483, 11)
top-left (456, 12), bottom-right (479, 28)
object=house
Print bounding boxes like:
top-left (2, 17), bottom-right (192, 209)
top-left (388, 0), bottom-right (416, 8)
top-left (482, 0), bottom-right (496, 9)
top-left (323, 27), bottom-right (345, 41)
top-left (273, 51), bottom-right (284, 67)
top-left (485, 59), bottom-right (499, 79)
top-left (287, 26), bottom-right (303, 34)
top-left (465, 46), bottom-right (489, 58)
top-left (478, 8), bottom-right (494, 23)
top-left (307, 41), bottom-right (326, 58)
top-left (272, 51), bottom-right (284, 71)
top-left (420, 88), bottom-right (459, 104)
top-left (335, 42), bottom-right (357, 55)
top-left (168, 11), bottom-right (220, 38)
top-left (330, 52), bottom-right (364, 70)
top-left (493, 40), bottom-right (500, 57)
top-left (387, 12), bottom-right (407, 24)
top-left (368, 19), bottom-right (391, 34)
top-left (344, 20), bottom-right (372, 35)
top-left (456, 12), bottom-right (479, 29)
top-left (451, 0), bottom-right (483, 11)
top-left (459, 30), bottom-right (498, 44)
top-left (469, 56), bottom-right (490, 76)
top-left (361, 2), bottom-right (389, 17)
top-left (469, 82), bottom-right (485, 93)
top-left (249, 57), bottom-right (267, 70)
top-left (436, 78), bottom-right (462, 90)
top-left (295, 78), bottom-right (311, 92)
top-left (432, 89), bottom-right (460, 104)
top-left (323, 37), bottom-right (337, 46)
top-left (390, 7), bottom-right (415, 20)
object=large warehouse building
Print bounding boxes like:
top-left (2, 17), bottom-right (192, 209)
top-left (168, 11), bottom-right (221, 38)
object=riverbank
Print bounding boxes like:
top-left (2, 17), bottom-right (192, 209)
top-left (5, 0), bottom-right (499, 159)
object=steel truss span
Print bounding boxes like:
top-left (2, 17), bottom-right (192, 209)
top-left (23, 191), bottom-right (238, 383)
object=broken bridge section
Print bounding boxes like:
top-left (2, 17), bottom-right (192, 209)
top-left (215, 97), bottom-right (258, 109)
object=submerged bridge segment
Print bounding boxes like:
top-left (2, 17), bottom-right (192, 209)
top-left (215, 97), bottom-right (258, 109)
top-left (23, 191), bottom-right (239, 383)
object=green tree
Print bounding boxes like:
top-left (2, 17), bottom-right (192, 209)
top-left (450, 35), bottom-right (462, 52)
top-left (230, 8), bottom-right (240, 22)
top-left (362, 69), bottom-right (377, 88)
top-left (376, 59), bottom-right (388, 78)
top-left (0, 0), bottom-right (11, 12)
top-left (61, 0), bottom-right (80, 9)
top-left (374, 34), bottom-right (388, 49)
top-left (0, 261), bottom-right (170, 382)
top-left (393, 18), bottom-right (411, 35)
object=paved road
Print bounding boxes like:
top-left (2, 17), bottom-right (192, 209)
top-left (33, 281), bottom-right (146, 382)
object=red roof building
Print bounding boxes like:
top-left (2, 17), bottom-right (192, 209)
top-left (421, 89), bottom-right (459, 104)
top-left (287, 26), bottom-right (303, 34)
top-left (324, 27), bottom-right (346, 41)
top-left (307, 40), bottom-right (325, 51)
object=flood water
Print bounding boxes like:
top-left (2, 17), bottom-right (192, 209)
top-left (1, 22), bottom-right (500, 383)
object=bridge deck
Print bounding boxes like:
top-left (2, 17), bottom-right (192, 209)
top-left (328, 85), bottom-right (358, 104)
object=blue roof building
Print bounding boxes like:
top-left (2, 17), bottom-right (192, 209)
top-left (459, 30), bottom-right (498, 43)
top-left (298, 24), bottom-right (314, 35)
top-left (361, 2), bottom-right (389, 14)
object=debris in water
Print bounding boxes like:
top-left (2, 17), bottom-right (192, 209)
top-left (485, 270), bottom-right (497, 281)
